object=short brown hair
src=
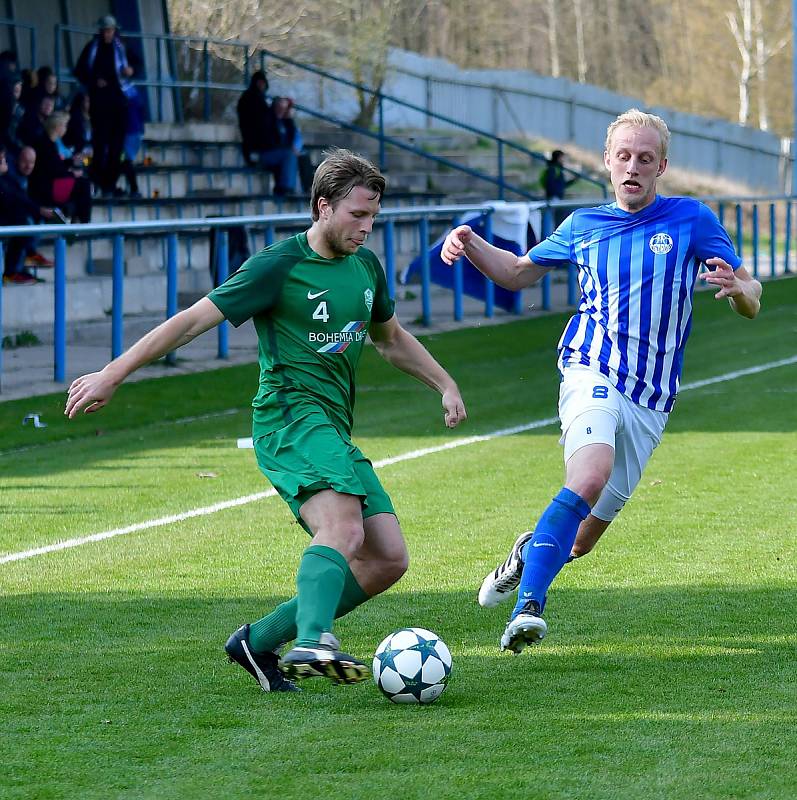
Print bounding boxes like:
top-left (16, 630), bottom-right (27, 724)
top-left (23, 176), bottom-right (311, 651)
top-left (310, 149), bottom-right (386, 221)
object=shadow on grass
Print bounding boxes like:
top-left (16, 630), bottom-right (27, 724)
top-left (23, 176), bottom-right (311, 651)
top-left (2, 585), bottom-right (795, 799)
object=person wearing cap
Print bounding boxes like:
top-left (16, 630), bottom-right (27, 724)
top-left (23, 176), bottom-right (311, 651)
top-left (74, 15), bottom-right (135, 197)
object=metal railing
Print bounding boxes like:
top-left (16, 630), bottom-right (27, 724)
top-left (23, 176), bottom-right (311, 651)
top-left (254, 47), bottom-right (607, 200)
top-left (52, 25), bottom-right (606, 202)
top-left (0, 19), bottom-right (36, 68)
top-left (2, 194), bottom-right (793, 392)
top-left (0, 204), bottom-right (493, 391)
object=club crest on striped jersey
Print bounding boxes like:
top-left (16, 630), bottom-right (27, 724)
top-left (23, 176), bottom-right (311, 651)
top-left (649, 232), bottom-right (673, 255)
top-left (364, 288), bottom-right (374, 312)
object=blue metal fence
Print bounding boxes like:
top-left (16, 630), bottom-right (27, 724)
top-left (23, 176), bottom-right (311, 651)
top-left (0, 205), bottom-right (488, 391)
top-left (1, 195), bottom-right (793, 393)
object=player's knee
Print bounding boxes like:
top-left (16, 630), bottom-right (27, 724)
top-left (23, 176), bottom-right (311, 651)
top-left (321, 519), bottom-right (366, 556)
top-left (566, 471), bottom-right (609, 507)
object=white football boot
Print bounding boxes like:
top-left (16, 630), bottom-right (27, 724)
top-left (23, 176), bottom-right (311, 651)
top-left (477, 530), bottom-right (534, 607)
top-left (500, 599), bottom-right (548, 654)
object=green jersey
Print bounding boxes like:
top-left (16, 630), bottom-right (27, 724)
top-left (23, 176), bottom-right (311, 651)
top-left (208, 232), bottom-right (395, 438)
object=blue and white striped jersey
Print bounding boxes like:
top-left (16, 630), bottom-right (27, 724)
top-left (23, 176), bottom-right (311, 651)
top-left (529, 196), bottom-right (741, 412)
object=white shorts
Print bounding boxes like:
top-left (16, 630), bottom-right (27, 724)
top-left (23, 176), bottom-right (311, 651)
top-left (558, 366), bottom-right (668, 522)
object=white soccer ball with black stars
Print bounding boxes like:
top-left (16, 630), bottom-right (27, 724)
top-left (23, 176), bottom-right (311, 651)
top-left (373, 627), bottom-right (452, 704)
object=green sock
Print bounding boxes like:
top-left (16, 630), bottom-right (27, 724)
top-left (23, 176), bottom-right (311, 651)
top-left (248, 565), bottom-right (369, 653)
top-left (293, 544), bottom-right (349, 648)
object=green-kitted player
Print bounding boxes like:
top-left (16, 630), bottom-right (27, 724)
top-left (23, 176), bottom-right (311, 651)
top-left (65, 149), bottom-right (467, 690)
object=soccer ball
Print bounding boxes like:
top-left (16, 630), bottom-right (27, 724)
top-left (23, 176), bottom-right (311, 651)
top-left (372, 627), bottom-right (452, 704)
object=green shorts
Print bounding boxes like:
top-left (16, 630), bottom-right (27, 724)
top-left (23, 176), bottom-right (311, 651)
top-left (253, 409), bottom-right (395, 533)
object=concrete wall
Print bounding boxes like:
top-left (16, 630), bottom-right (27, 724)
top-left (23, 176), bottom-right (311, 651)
top-left (278, 48), bottom-right (787, 193)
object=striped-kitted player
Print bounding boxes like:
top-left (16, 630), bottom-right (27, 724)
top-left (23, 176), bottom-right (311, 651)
top-left (441, 108), bottom-right (762, 654)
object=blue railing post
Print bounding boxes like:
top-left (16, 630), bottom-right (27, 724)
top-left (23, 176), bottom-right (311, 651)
top-left (453, 257), bottom-right (464, 321)
top-left (769, 203), bottom-right (776, 277)
top-left (378, 95), bottom-right (386, 171)
top-left (111, 235), bottom-right (124, 359)
top-left (498, 141), bottom-right (505, 201)
top-left (265, 224), bottom-right (275, 247)
top-left (54, 25), bottom-right (60, 84)
top-left (166, 233), bottom-right (178, 366)
top-left (419, 217), bottom-right (431, 326)
top-left (31, 28), bottom-right (37, 72)
top-left (217, 230), bottom-right (229, 357)
top-left (735, 203), bottom-right (743, 258)
top-left (541, 207), bottom-right (555, 311)
top-left (156, 37), bottom-right (163, 122)
top-left (54, 237), bottom-right (66, 382)
top-left (383, 220), bottom-right (396, 300)
top-left (785, 200), bottom-right (792, 274)
top-left (484, 212), bottom-right (494, 318)
top-left (752, 204), bottom-right (759, 278)
top-left (203, 40), bottom-right (211, 121)
top-left (718, 202), bottom-right (725, 227)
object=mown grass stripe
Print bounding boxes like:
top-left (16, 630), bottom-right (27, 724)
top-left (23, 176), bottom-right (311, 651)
top-left (2, 353), bottom-right (794, 566)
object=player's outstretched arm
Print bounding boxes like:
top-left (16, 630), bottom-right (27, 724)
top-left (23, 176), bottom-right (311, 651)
top-left (369, 315), bottom-right (466, 429)
top-left (65, 298), bottom-right (225, 418)
top-left (440, 224), bottom-right (551, 291)
top-left (699, 259), bottom-right (761, 319)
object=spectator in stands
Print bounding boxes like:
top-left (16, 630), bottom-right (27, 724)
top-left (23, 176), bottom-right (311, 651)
top-left (30, 112), bottom-right (92, 223)
top-left (540, 149), bottom-right (577, 201)
top-left (17, 94), bottom-right (54, 148)
top-left (74, 14), bottom-right (134, 197)
top-left (0, 146), bottom-right (58, 285)
top-left (273, 96), bottom-right (314, 193)
top-left (29, 66), bottom-right (67, 112)
top-left (236, 70), bottom-right (297, 195)
top-left (19, 68), bottom-right (37, 111)
top-left (64, 91), bottom-right (92, 159)
top-left (3, 76), bottom-right (26, 153)
top-left (119, 82), bottom-right (144, 197)
top-left (540, 149), bottom-right (578, 226)
top-left (0, 50), bottom-right (18, 145)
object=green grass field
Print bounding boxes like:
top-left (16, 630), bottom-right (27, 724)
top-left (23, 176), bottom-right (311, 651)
top-left (2, 278), bottom-right (796, 800)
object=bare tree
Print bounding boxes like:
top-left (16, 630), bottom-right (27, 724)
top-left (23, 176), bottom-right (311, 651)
top-left (545, 0), bottom-right (560, 77)
top-left (572, 0), bottom-right (588, 83)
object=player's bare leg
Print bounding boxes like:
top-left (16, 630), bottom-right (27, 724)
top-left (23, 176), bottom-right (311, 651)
top-left (349, 512), bottom-right (409, 596)
top-left (570, 514), bottom-right (612, 558)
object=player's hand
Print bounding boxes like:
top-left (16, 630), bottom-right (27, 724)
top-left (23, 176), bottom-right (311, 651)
top-left (64, 370), bottom-right (119, 419)
top-left (699, 257), bottom-right (743, 299)
top-left (442, 387), bottom-right (467, 429)
top-left (440, 225), bottom-right (473, 266)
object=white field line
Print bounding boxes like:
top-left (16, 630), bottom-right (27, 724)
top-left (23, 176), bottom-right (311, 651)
top-left (2, 354), bottom-right (795, 567)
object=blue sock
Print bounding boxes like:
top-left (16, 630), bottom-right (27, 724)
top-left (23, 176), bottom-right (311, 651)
top-left (512, 487), bottom-right (591, 618)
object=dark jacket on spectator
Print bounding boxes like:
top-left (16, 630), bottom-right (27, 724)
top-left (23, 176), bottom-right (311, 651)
top-left (64, 94), bottom-right (92, 153)
top-left (74, 34), bottom-right (131, 97)
top-left (0, 167), bottom-right (41, 221)
top-left (17, 105), bottom-right (48, 148)
top-left (236, 72), bottom-right (279, 165)
top-left (28, 133), bottom-right (74, 203)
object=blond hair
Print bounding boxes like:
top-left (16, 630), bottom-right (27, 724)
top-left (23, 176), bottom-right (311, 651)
top-left (605, 108), bottom-right (671, 160)
top-left (310, 148), bottom-right (386, 221)
top-left (44, 111), bottom-right (69, 136)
